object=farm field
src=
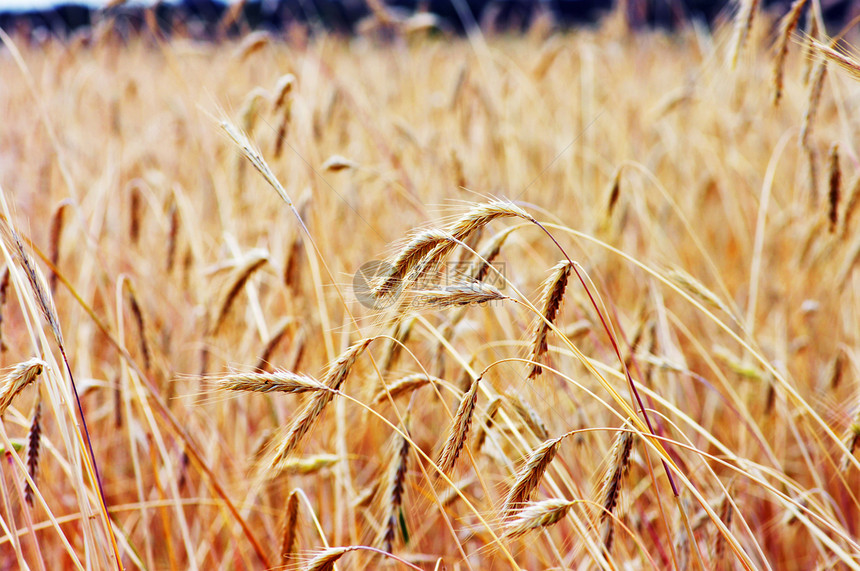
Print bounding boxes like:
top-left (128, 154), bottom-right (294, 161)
top-left (0, 5), bottom-right (859, 569)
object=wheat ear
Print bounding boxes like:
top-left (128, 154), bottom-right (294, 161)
top-left (279, 489), bottom-right (300, 563)
top-left (772, 0), bottom-right (810, 106)
top-left (383, 422), bottom-right (411, 552)
top-left (24, 391), bottom-right (42, 507)
top-left (503, 435), bottom-right (563, 517)
top-left (503, 498), bottom-right (576, 538)
top-left (828, 142), bottom-right (841, 233)
top-left (598, 428), bottom-right (635, 551)
top-left (271, 338), bottom-right (373, 466)
top-left (528, 261), bottom-right (573, 379)
top-left (0, 358), bottom-right (46, 415)
top-left (437, 375), bottom-right (482, 475)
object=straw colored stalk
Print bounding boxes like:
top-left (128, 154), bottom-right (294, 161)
top-left (503, 498), bottom-right (577, 538)
top-left (0, 358), bottom-right (46, 415)
top-left (213, 370), bottom-right (326, 394)
top-left (528, 261), bottom-right (573, 379)
top-left (437, 374), bottom-right (482, 475)
top-left (271, 338), bottom-right (373, 466)
top-left (503, 435), bottom-right (563, 517)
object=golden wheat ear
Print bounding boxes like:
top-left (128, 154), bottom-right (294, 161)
top-left (502, 435), bottom-right (563, 518)
top-left (437, 374), bottom-right (482, 475)
top-left (528, 260), bottom-right (573, 379)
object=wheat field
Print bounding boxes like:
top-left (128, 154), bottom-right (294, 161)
top-left (0, 4), bottom-right (859, 570)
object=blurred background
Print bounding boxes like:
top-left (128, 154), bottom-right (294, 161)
top-left (0, 0), bottom-right (858, 38)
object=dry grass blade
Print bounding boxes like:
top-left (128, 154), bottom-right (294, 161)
top-left (528, 261), bottom-right (573, 379)
top-left (772, 0), bottom-right (810, 106)
top-left (503, 498), bottom-right (576, 538)
top-left (374, 373), bottom-right (441, 403)
top-left (503, 435), bottom-right (563, 517)
top-left (271, 338), bottom-right (373, 466)
top-left (279, 489), bottom-right (300, 563)
top-left (212, 370), bottom-right (325, 394)
top-left (24, 392), bottom-right (42, 507)
top-left (211, 249), bottom-right (269, 334)
top-left (0, 358), bottom-right (45, 415)
top-left (598, 428), bottom-right (635, 550)
top-left (437, 374), bottom-right (481, 475)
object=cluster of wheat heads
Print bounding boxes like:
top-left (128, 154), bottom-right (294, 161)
top-left (0, 1), bottom-right (859, 569)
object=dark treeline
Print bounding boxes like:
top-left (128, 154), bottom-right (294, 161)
top-left (0, 0), bottom-right (856, 40)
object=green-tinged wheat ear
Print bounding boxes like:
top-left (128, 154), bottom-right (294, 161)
top-left (503, 435), bottom-right (563, 517)
top-left (528, 261), bottom-right (573, 379)
top-left (0, 358), bottom-right (46, 416)
top-left (382, 422), bottom-right (410, 553)
top-left (437, 375), bottom-right (481, 475)
top-left (503, 498), bottom-right (576, 538)
top-left (279, 489), bottom-right (300, 563)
